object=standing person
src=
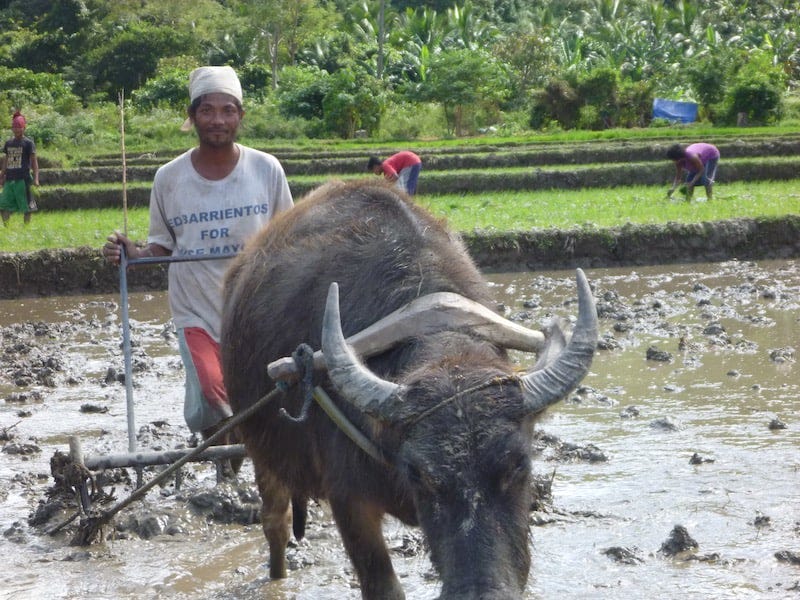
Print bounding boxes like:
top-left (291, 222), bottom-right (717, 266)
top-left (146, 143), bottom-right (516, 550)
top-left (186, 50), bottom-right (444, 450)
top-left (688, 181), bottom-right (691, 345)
top-left (666, 142), bottom-right (720, 200)
top-left (101, 66), bottom-right (294, 476)
top-left (0, 111), bottom-right (39, 226)
top-left (367, 150), bottom-right (422, 195)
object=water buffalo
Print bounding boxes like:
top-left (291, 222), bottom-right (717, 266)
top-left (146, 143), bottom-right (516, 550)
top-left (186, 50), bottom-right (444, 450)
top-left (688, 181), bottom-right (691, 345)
top-left (221, 180), bottom-right (597, 599)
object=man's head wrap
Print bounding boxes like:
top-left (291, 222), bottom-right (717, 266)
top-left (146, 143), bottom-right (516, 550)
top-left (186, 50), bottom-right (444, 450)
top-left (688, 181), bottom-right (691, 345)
top-left (181, 66), bottom-right (243, 131)
top-left (12, 111), bottom-right (26, 129)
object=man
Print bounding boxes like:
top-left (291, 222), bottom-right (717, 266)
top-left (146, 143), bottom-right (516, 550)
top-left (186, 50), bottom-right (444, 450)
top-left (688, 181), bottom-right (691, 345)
top-left (102, 66), bottom-right (294, 474)
top-left (367, 150), bottom-right (422, 195)
top-left (0, 111), bottom-right (39, 226)
top-left (666, 142), bottom-right (720, 200)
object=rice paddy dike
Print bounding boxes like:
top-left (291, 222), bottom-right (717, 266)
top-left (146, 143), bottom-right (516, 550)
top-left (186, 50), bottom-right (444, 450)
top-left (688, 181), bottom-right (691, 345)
top-left (2, 134), bottom-right (800, 299)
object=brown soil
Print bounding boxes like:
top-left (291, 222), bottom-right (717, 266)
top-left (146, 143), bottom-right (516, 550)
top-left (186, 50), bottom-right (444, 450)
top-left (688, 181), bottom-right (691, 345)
top-left (2, 215), bottom-right (799, 299)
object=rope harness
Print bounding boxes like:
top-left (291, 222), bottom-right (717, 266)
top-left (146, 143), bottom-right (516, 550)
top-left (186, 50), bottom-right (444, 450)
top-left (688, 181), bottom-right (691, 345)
top-left (406, 374), bottom-right (521, 427)
top-left (286, 344), bottom-right (522, 467)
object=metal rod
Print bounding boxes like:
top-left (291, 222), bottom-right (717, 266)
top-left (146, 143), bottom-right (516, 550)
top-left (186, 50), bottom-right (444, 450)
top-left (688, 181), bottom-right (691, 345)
top-left (84, 443), bottom-right (247, 471)
top-left (115, 250), bottom-right (238, 481)
top-left (119, 246), bottom-right (136, 454)
top-left (84, 387), bottom-right (280, 533)
top-left (127, 253), bottom-right (236, 267)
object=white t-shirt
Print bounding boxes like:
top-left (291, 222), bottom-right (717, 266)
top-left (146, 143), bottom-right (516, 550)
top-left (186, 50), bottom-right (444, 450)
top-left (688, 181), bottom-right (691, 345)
top-left (148, 144), bottom-right (293, 341)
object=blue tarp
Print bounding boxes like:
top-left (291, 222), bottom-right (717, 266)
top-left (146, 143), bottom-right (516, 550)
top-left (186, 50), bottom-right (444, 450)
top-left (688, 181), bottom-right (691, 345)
top-left (652, 98), bottom-right (698, 123)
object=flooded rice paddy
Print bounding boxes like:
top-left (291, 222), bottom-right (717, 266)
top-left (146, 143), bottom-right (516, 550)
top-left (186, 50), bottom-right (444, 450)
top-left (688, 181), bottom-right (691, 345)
top-left (1, 259), bottom-right (798, 599)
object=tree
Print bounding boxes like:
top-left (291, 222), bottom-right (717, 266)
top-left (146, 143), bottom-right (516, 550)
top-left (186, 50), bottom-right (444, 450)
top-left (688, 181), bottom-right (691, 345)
top-left (416, 47), bottom-right (510, 135)
top-left (723, 50), bottom-right (786, 124)
top-left (238, 0), bottom-right (337, 89)
top-left (84, 22), bottom-right (193, 101)
top-left (322, 66), bottom-right (385, 138)
top-left (492, 28), bottom-right (557, 106)
top-left (276, 65), bottom-right (332, 120)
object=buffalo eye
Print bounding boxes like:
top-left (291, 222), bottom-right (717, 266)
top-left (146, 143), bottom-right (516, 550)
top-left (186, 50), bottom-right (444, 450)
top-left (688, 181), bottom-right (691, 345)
top-left (400, 459), bottom-right (435, 494)
top-left (497, 454), bottom-right (531, 495)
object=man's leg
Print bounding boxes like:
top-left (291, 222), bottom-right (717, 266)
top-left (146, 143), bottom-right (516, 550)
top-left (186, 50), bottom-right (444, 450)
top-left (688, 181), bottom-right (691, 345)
top-left (178, 327), bottom-right (241, 480)
top-left (404, 163), bottom-right (421, 195)
top-left (703, 159), bottom-right (718, 200)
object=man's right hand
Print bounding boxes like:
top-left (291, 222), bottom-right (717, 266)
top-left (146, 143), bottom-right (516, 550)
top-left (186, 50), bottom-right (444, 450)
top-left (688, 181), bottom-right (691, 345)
top-left (102, 231), bottom-right (136, 265)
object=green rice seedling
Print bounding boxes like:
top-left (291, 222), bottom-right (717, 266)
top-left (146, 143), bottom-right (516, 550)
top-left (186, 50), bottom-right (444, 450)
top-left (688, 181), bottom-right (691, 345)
top-left (1, 180), bottom-right (798, 252)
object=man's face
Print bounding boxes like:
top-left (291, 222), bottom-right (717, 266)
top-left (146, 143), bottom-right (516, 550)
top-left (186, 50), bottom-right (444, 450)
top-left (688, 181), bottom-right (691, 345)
top-left (191, 93), bottom-right (243, 148)
top-left (11, 125), bottom-right (24, 139)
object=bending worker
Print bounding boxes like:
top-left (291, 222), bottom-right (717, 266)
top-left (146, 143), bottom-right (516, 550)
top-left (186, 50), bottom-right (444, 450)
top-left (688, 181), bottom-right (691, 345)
top-left (666, 142), bottom-right (720, 200)
top-left (367, 150), bottom-right (422, 195)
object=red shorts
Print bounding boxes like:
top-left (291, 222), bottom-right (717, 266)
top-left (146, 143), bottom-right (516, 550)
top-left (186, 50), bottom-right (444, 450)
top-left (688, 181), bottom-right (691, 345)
top-left (178, 327), bottom-right (232, 432)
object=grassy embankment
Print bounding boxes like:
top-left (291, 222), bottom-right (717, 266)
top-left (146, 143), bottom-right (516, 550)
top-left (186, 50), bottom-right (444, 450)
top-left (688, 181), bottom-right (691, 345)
top-left (1, 180), bottom-right (798, 252)
top-left (2, 125), bottom-right (799, 253)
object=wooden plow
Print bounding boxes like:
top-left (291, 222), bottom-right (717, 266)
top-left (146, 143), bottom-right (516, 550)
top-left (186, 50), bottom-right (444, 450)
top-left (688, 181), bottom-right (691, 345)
top-left (49, 250), bottom-right (250, 545)
top-left (51, 248), bottom-right (549, 545)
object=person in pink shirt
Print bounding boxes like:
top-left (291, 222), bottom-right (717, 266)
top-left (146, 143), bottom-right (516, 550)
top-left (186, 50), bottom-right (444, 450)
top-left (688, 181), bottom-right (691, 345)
top-left (666, 142), bottom-right (720, 200)
top-left (367, 150), bottom-right (422, 195)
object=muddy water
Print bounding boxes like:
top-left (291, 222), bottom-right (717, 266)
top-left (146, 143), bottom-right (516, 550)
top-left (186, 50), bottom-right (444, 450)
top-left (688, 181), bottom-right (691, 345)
top-left (1, 260), bottom-right (798, 599)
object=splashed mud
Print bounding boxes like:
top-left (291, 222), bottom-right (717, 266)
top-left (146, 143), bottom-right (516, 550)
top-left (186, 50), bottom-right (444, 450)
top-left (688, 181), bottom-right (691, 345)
top-left (1, 259), bottom-right (798, 599)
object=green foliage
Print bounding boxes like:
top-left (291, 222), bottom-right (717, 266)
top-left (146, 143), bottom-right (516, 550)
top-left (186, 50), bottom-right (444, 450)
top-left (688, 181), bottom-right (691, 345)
top-left (722, 51), bottom-right (786, 125)
top-left (276, 65), bottom-right (332, 120)
top-left (132, 68), bottom-right (192, 110)
top-left (376, 100), bottom-right (445, 139)
top-left (416, 47), bottom-right (510, 135)
top-left (84, 22), bottom-right (195, 101)
top-left (239, 63), bottom-right (272, 102)
top-left (617, 79), bottom-right (654, 128)
top-left (577, 105), bottom-right (601, 131)
top-left (240, 102), bottom-right (311, 140)
top-left (7, 0), bottom-right (92, 73)
top-left (0, 67), bottom-right (79, 113)
top-left (491, 29), bottom-right (558, 107)
top-left (322, 67), bottom-right (385, 138)
top-left (126, 106), bottom-right (187, 145)
top-left (532, 68), bottom-right (653, 131)
top-left (685, 51), bottom-right (733, 113)
top-left (783, 92), bottom-right (800, 122)
top-left (531, 79), bottom-right (580, 130)
top-left (1, 0), bottom-right (798, 138)
top-left (11, 31), bottom-right (74, 73)
top-left (575, 68), bottom-right (617, 128)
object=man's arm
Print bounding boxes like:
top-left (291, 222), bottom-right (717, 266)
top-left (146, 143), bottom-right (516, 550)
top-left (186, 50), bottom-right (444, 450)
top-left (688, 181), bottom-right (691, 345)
top-left (102, 231), bottom-right (171, 265)
top-left (31, 154), bottom-right (39, 186)
top-left (687, 154), bottom-right (705, 185)
top-left (667, 162), bottom-right (682, 196)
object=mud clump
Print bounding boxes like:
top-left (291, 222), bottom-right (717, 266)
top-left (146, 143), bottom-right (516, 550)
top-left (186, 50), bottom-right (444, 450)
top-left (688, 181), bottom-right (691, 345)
top-left (603, 546), bottom-right (645, 564)
top-left (660, 525), bottom-right (699, 556)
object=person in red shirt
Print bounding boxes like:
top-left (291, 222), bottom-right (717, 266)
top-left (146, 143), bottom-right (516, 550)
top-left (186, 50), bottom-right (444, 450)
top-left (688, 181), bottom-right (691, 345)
top-left (367, 150), bottom-right (422, 195)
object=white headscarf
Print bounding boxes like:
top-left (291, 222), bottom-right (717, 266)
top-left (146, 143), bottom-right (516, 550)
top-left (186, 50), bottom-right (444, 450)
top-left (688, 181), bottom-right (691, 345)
top-left (181, 66), bottom-right (243, 131)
